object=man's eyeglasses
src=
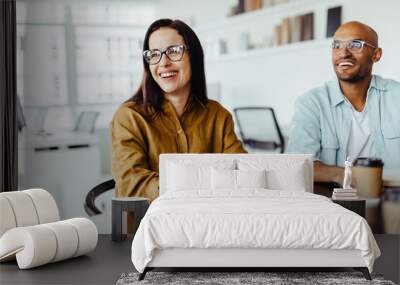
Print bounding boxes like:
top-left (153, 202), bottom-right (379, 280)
top-left (143, 44), bottom-right (187, 65)
top-left (331, 39), bottom-right (377, 53)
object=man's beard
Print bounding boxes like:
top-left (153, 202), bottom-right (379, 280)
top-left (336, 72), bottom-right (364, 83)
top-left (335, 65), bottom-right (368, 83)
top-left (335, 64), bottom-right (372, 83)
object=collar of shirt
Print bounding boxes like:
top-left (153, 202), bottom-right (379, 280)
top-left (323, 75), bottom-right (387, 164)
top-left (328, 74), bottom-right (387, 108)
top-left (162, 95), bottom-right (206, 118)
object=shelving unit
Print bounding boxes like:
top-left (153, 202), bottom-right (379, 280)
top-left (202, 38), bottom-right (332, 63)
top-left (198, 0), bottom-right (331, 30)
top-left (74, 26), bottom-right (144, 104)
top-left (196, 0), bottom-right (343, 61)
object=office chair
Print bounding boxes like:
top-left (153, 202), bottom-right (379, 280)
top-left (74, 111), bottom-right (100, 133)
top-left (84, 179), bottom-right (115, 216)
top-left (233, 107), bottom-right (285, 153)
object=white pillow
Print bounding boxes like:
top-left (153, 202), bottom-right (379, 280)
top-left (167, 163), bottom-right (209, 191)
top-left (166, 160), bottom-right (235, 192)
top-left (238, 159), bottom-right (308, 191)
top-left (211, 168), bottom-right (267, 190)
top-left (237, 169), bottom-right (267, 188)
top-left (211, 168), bottom-right (236, 190)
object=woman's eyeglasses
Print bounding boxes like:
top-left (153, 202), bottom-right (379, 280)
top-left (331, 39), bottom-right (377, 53)
top-left (143, 44), bottom-right (187, 65)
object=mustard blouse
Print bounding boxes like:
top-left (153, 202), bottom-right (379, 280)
top-left (110, 97), bottom-right (246, 200)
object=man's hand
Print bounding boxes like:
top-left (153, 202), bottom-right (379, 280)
top-left (314, 160), bottom-right (358, 188)
top-left (314, 161), bottom-right (344, 185)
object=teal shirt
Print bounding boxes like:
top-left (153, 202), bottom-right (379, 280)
top-left (287, 75), bottom-right (400, 169)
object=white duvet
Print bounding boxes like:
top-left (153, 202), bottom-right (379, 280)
top-left (131, 190), bottom-right (380, 273)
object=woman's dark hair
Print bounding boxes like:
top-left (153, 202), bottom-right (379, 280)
top-left (129, 18), bottom-right (208, 115)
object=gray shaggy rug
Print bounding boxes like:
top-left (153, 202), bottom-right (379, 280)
top-left (116, 271), bottom-right (396, 285)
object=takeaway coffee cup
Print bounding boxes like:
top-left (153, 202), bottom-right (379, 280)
top-left (353, 157), bottom-right (384, 198)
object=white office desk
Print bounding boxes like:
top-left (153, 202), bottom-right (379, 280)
top-left (22, 130), bottom-right (99, 150)
top-left (19, 131), bottom-right (103, 229)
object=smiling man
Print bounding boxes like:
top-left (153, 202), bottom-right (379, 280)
top-left (288, 21), bottom-right (400, 186)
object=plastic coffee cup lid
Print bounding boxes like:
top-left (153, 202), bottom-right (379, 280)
top-left (354, 157), bottom-right (384, 167)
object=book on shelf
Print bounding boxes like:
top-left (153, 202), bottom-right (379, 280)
top-left (332, 187), bottom-right (359, 200)
top-left (263, 0), bottom-right (275, 7)
top-left (326, 6), bottom-right (342, 37)
top-left (229, 0), bottom-right (245, 16)
top-left (272, 24), bottom-right (282, 46)
top-left (237, 0), bottom-right (245, 14)
top-left (245, 0), bottom-right (263, 12)
top-left (289, 12), bottom-right (315, 44)
top-left (271, 0), bottom-right (289, 5)
top-left (332, 195), bottom-right (360, 200)
top-left (332, 190), bottom-right (359, 200)
top-left (292, 15), bottom-right (302, 43)
top-left (280, 17), bottom-right (292, 44)
top-left (333, 188), bottom-right (357, 193)
top-left (301, 12), bottom-right (314, 41)
top-left (333, 193), bottom-right (358, 197)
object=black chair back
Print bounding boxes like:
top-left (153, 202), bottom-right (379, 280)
top-left (84, 179), bottom-right (115, 216)
top-left (233, 107), bottom-right (285, 153)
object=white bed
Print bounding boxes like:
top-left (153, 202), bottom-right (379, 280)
top-left (131, 154), bottom-right (380, 280)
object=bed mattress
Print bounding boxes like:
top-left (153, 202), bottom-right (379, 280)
top-left (131, 190), bottom-right (380, 273)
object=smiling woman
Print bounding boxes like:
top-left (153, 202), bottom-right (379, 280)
top-left (110, 19), bottom-right (246, 201)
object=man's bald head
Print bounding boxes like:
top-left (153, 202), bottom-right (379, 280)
top-left (334, 21), bottom-right (378, 47)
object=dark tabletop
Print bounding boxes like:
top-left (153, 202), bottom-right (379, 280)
top-left (1, 234), bottom-right (399, 285)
